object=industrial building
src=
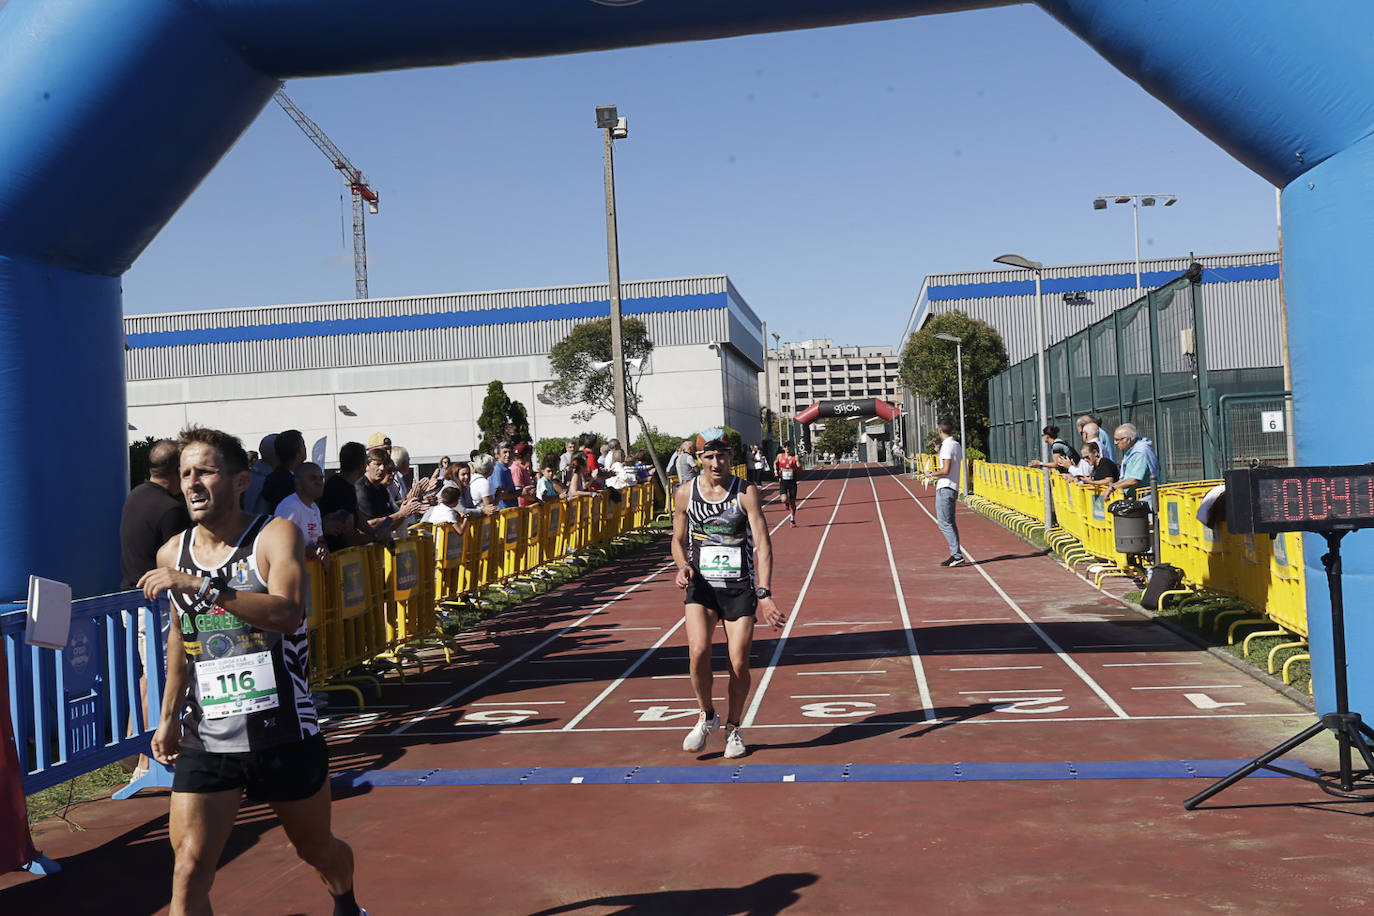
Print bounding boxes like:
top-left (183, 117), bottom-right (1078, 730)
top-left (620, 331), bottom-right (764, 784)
top-left (895, 251), bottom-right (1285, 465)
top-left (124, 275), bottom-right (764, 463)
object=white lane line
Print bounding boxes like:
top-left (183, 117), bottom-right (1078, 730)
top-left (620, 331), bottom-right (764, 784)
top-left (793, 651), bottom-right (893, 657)
top-left (1103, 662), bottom-right (1204, 668)
top-left (742, 473), bottom-right (853, 728)
top-left (390, 711), bottom-right (1303, 737)
top-left (652, 674), bottom-right (725, 679)
top-left (923, 617), bottom-right (1014, 623)
top-left (561, 619), bottom-right (687, 731)
top-left (509, 678), bottom-right (593, 683)
top-left (388, 559), bottom-right (676, 734)
top-left (1074, 642), bottom-right (1178, 650)
top-left (927, 647), bottom-right (1038, 654)
top-left (885, 469), bottom-right (1131, 720)
top-left (471, 701), bottom-right (567, 706)
top-left (865, 467), bottom-right (935, 720)
top-left (529, 658), bottom-right (629, 664)
top-left (586, 626), bottom-right (663, 632)
top-left (790, 693), bottom-right (892, 699)
top-left (802, 621), bottom-right (891, 626)
top-left (948, 666), bottom-right (1044, 672)
top-left (1038, 616), bottom-right (1127, 622)
top-left (560, 470), bottom-right (838, 731)
top-left (627, 697), bottom-right (724, 702)
top-left (1131, 684), bottom-right (1245, 691)
top-left (958, 688), bottom-right (1065, 695)
top-left (797, 670), bottom-right (888, 676)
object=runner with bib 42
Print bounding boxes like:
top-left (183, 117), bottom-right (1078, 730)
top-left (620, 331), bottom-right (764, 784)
top-left (672, 428), bottom-right (785, 759)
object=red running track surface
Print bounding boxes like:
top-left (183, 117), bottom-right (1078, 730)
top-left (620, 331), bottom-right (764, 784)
top-left (3, 465), bottom-right (1368, 914)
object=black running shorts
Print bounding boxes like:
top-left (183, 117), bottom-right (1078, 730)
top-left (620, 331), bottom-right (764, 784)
top-left (685, 574), bottom-right (757, 621)
top-left (173, 732), bottom-right (329, 802)
top-left (779, 479), bottom-right (798, 499)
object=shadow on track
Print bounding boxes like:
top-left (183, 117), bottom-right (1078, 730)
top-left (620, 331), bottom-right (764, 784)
top-left (524, 872), bottom-right (818, 915)
top-left (707, 704), bottom-right (1003, 757)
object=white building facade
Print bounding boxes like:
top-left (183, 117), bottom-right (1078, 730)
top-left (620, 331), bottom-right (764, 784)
top-left (125, 275), bottom-right (763, 463)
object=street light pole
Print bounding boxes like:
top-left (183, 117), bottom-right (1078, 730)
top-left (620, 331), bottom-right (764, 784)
top-left (935, 333), bottom-right (966, 492)
top-left (994, 253), bottom-right (1052, 531)
top-left (596, 105), bottom-right (631, 447)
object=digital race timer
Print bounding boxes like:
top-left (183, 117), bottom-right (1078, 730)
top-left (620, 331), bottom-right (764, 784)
top-left (1225, 465), bottom-right (1374, 534)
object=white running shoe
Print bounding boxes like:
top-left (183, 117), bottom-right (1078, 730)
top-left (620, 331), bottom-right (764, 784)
top-left (682, 710), bottom-right (720, 752)
top-left (723, 724), bottom-right (747, 759)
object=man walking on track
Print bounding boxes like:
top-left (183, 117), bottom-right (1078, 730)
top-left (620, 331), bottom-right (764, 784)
top-left (932, 419), bottom-right (966, 567)
top-left (672, 428), bottom-right (786, 759)
top-left (139, 426), bottom-right (365, 916)
top-left (773, 443), bottom-right (801, 528)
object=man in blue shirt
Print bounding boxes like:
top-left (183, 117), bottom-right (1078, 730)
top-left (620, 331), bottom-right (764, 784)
top-left (1110, 423), bottom-right (1161, 501)
top-left (1077, 414), bottom-right (1115, 462)
top-left (490, 441), bottom-right (518, 510)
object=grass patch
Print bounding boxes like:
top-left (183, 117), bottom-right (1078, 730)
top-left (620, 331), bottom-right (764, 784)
top-left (1125, 588), bottom-right (1311, 694)
top-left (26, 762), bottom-right (131, 826)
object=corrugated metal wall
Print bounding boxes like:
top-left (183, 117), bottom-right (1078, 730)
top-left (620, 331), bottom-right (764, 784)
top-left (906, 252), bottom-right (1282, 370)
top-left (124, 275), bottom-right (730, 333)
top-left (126, 276), bottom-right (754, 381)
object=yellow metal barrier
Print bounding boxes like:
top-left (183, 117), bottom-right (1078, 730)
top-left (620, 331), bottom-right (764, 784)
top-left (971, 461), bottom-right (1308, 643)
top-left (296, 486), bottom-right (662, 706)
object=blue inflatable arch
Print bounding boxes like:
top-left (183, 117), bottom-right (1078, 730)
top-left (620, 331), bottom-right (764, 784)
top-left (1, 0), bottom-right (1371, 711)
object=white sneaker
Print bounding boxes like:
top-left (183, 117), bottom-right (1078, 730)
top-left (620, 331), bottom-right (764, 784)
top-left (723, 724), bottom-right (747, 759)
top-left (682, 710), bottom-right (720, 752)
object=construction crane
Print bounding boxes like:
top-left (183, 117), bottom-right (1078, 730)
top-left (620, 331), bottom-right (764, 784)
top-left (273, 88), bottom-right (379, 299)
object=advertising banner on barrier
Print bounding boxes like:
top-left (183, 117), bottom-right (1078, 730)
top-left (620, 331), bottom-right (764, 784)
top-left (340, 553), bottom-right (367, 618)
top-left (394, 541), bottom-right (420, 599)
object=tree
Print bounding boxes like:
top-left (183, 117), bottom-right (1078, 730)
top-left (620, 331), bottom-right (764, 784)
top-left (815, 418), bottom-right (859, 460)
top-left (477, 380), bottom-right (512, 452)
top-left (541, 317), bottom-right (672, 490)
top-left (507, 399), bottom-right (531, 444)
top-left (129, 435), bottom-right (159, 489)
top-left (899, 310), bottom-right (1008, 453)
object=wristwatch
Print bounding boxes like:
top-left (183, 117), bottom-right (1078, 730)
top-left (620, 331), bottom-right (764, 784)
top-left (755, 587), bottom-right (772, 599)
top-left (203, 574), bottom-right (234, 608)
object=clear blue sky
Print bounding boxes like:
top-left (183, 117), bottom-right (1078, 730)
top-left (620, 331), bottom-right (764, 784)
top-left (122, 4), bottom-right (1279, 348)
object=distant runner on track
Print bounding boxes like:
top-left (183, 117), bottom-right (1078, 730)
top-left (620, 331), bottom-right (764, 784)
top-left (140, 426), bottom-right (365, 916)
top-left (773, 443), bottom-right (801, 528)
top-left (672, 428), bottom-right (786, 759)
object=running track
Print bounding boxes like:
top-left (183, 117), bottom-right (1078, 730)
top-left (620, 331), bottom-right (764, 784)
top-left (4, 465), bottom-right (1369, 915)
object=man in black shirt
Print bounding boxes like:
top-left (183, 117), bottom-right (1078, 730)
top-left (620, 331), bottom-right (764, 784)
top-left (259, 428), bottom-right (306, 513)
top-left (121, 440), bottom-right (192, 588)
top-left (318, 441), bottom-right (371, 553)
top-left (1079, 441), bottom-right (1119, 485)
top-left (119, 439), bottom-right (191, 779)
top-left (354, 447), bottom-right (424, 541)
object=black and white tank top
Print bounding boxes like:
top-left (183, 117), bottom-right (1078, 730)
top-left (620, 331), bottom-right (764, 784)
top-left (688, 476), bottom-right (755, 587)
top-left (170, 515), bottom-right (317, 753)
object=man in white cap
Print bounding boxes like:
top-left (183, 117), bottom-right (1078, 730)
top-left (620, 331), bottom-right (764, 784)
top-left (243, 433), bottom-right (277, 514)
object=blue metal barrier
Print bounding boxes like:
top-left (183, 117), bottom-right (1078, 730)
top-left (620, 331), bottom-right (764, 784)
top-left (3, 591), bottom-right (174, 797)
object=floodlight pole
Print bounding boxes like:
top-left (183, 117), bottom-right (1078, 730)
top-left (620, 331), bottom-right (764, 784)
top-left (598, 106), bottom-right (631, 447)
top-left (1095, 194), bottom-right (1179, 294)
top-left (994, 254), bottom-right (1053, 531)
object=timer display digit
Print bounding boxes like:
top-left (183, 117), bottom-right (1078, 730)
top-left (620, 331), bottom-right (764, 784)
top-left (1227, 465), bottom-right (1374, 534)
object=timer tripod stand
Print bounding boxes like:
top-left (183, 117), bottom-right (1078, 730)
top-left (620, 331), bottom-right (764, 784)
top-left (1184, 529), bottom-right (1374, 808)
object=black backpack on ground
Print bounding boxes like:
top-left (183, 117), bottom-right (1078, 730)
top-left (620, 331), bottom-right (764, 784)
top-left (1141, 564), bottom-right (1183, 611)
